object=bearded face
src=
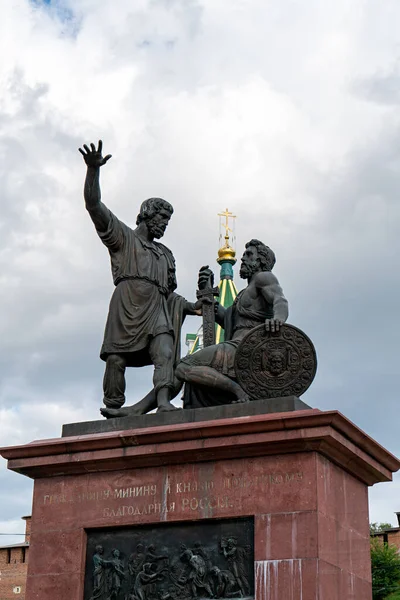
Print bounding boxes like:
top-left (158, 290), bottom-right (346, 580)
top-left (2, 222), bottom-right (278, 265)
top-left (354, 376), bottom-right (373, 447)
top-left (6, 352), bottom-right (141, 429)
top-left (146, 209), bottom-right (171, 239)
top-left (239, 245), bottom-right (259, 279)
top-left (268, 352), bottom-right (285, 375)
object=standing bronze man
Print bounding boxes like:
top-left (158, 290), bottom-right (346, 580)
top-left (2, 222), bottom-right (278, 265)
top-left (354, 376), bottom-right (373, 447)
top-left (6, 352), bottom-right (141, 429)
top-left (79, 140), bottom-right (200, 413)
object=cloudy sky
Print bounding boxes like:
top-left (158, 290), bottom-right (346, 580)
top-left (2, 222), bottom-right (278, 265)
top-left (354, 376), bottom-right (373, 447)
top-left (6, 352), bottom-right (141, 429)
top-left (1, 0), bottom-right (400, 542)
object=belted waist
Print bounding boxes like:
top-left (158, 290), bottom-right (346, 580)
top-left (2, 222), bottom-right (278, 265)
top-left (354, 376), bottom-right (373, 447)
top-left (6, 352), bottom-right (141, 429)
top-left (115, 276), bottom-right (169, 296)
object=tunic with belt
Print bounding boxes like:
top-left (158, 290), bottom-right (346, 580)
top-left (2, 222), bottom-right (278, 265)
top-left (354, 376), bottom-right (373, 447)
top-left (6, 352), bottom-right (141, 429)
top-left (96, 207), bottom-right (179, 367)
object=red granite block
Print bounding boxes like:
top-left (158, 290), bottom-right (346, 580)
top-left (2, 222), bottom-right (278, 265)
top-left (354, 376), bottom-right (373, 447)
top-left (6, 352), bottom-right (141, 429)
top-left (27, 529), bottom-right (85, 576)
top-left (317, 559), bottom-right (372, 600)
top-left (254, 558), bottom-right (373, 600)
top-left (255, 558), bottom-right (317, 600)
top-left (316, 455), bottom-right (370, 535)
top-left (1, 409), bottom-right (396, 600)
top-left (317, 512), bottom-right (371, 580)
top-left (30, 454), bottom-right (317, 534)
top-left (213, 453), bottom-right (317, 515)
top-left (255, 512), bottom-right (318, 560)
top-left (3, 411), bottom-right (397, 484)
top-left (26, 572), bottom-right (83, 600)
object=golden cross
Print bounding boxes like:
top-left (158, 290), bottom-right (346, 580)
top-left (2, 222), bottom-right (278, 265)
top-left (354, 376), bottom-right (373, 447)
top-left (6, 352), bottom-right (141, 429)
top-left (218, 207), bottom-right (236, 242)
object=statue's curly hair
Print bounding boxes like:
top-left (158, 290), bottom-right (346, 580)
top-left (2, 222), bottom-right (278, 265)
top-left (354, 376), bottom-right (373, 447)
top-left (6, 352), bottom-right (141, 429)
top-left (136, 197), bottom-right (174, 225)
top-left (245, 239), bottom-right (276, 271)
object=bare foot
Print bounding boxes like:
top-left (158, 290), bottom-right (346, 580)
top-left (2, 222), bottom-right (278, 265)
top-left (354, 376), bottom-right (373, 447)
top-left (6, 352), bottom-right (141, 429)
top-left (232, 392), bottom-right (250, 404)
top-left (100, 405), bottom-right (146, 419)
top-left (157, 403), bottom-right (181, 413)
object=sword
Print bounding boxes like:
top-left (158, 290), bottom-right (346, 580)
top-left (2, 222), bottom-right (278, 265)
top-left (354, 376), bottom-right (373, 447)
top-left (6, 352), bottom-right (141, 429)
top-left (196, 271), bottom-right (219, 347)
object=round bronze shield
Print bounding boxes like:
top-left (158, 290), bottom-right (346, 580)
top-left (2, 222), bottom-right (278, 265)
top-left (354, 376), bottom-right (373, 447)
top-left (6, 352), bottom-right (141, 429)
top-left (234, 323), bottom-right (317, 399)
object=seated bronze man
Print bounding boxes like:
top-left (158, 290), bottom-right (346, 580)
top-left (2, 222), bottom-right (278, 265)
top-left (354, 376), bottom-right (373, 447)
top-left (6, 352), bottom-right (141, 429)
top-left (176, 239), bottom-right (289, 407)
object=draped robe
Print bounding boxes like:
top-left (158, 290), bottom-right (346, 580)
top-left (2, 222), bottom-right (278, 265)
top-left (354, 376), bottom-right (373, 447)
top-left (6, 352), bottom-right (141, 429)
top-left (96, 208), bottom-right (186, 369)
top-left (182, 289), bottom-right (274, 408)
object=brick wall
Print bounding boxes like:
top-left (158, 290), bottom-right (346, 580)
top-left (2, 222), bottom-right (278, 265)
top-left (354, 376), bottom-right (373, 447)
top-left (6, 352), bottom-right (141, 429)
top-left (387, 530), bottom-right (400, 550)
top-left (0, 517), bottom-right (30, 600)
top-left (0, 546), bottom-right (29, 600)
top-left (373, 529), bottom-right (400, 550)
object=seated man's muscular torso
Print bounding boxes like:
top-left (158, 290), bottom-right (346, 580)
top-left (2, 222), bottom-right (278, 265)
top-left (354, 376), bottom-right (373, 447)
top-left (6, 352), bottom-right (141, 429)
top-left (176, 239), bottom-right (289, 403)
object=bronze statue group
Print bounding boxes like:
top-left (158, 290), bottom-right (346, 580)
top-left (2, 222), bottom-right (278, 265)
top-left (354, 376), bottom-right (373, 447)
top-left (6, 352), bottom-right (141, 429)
top-left (79, 140), bottom-right (289, 417)
top-left (88, 537), bottom-right (250, 600)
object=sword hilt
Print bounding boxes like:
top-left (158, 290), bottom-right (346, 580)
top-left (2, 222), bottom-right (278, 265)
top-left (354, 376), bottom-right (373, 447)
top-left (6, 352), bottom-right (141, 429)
top-left (196, 286), bottom-right (220, 300)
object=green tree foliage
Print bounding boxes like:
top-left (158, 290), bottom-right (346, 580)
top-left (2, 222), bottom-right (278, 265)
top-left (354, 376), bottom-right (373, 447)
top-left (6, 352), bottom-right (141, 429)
top-left (371, 523), bottom-right (394, 534)
top-left (371, 537), bottom-right (400, 600)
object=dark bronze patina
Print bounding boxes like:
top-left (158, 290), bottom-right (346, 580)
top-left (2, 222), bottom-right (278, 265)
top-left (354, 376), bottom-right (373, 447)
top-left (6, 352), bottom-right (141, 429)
top-left (235, 323), bottom-right (317, 399)
top-left (79, 143), bottom-right (315, 416)
top-left (178, 240), bottom-right (290, 408)
top-left (196, 268), bottom-right (220, 347)
top-left (79, 141), bottom-right (208, 415)
top-left (84, 519), bottom-right (254, 600)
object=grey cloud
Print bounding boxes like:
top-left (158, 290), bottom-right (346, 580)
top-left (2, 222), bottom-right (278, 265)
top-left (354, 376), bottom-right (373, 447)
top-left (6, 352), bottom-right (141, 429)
top-left (2, 0), bottom-right (400, 533)
top-left (0, 470), bottom-right (32, 525)
top-left (353, 68), bottom-right (400, 106)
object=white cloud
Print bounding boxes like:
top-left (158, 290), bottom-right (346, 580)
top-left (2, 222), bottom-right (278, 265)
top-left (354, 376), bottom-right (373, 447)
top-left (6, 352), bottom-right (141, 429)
top-left (0, 0), bottom-right (400, 534)
top-left (0, 518), bottom-right (27, 547)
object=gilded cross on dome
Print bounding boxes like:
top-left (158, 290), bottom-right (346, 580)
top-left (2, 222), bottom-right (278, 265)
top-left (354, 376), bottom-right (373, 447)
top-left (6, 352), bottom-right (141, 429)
top-left (217, 207), bottom-right (236, 267)
top-left (218, 207), bottom-right (236, 247)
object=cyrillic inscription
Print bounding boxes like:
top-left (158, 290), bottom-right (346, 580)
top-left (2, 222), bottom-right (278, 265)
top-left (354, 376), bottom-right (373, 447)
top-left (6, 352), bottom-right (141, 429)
top-left (41, 470), bottom-right (304, 517)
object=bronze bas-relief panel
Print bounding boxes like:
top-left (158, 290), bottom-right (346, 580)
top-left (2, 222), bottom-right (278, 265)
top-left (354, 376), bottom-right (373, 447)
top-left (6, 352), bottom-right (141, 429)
top-left (84, 518), bottom-right (254, 600)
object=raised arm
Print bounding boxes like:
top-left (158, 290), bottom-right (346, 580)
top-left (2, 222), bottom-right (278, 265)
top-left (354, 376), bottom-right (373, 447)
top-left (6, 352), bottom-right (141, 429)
top-left (256, 271), bottom-right (289, 332)
top-left (79, 140), bottom-right (112, 232)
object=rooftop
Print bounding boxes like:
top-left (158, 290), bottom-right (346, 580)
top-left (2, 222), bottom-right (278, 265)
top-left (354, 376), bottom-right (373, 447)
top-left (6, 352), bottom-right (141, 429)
top-left (0, 541), bottom-right (29, 549)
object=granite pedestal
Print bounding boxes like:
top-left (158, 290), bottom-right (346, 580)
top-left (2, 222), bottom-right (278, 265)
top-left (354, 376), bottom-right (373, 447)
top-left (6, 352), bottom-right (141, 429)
top-left (1, 405), bottom-right (399, 600)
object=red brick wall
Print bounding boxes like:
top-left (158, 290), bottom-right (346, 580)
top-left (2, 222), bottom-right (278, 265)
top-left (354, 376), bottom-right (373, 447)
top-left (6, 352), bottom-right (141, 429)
top-left (0, 518), bottom-right (31, 600)
top-left (373, 530), bottom-right (400, 550)
top-left (387, 530), bottom-right (400, 550)
top-left (0, 546), bottom-right (29, 600)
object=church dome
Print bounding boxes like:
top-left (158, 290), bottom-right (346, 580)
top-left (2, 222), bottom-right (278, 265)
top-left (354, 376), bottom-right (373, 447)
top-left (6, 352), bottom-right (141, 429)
top-left (217, 243), bottom-right (236, 263)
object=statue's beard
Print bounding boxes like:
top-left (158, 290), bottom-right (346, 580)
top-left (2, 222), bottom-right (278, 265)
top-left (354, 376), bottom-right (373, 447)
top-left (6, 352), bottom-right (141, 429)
top-left (147, 218), bottom-right (167, 239)
top-left (239, 261), bottom-right (259, 279)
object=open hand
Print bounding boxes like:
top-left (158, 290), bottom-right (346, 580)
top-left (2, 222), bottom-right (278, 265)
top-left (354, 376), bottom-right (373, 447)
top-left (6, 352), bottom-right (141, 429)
top-left (79, 140), bottom-right (112, 168)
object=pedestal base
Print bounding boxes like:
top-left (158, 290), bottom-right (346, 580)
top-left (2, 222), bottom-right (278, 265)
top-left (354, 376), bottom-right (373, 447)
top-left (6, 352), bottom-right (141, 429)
top-left (1, 409), bottom-right (399, 600)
